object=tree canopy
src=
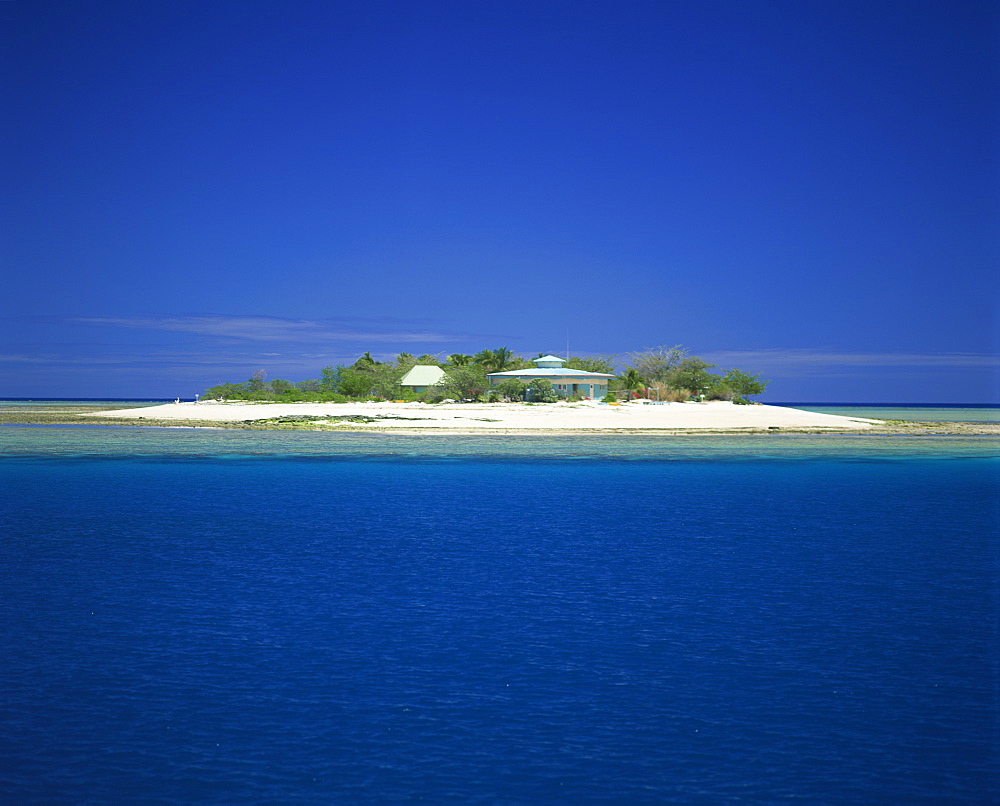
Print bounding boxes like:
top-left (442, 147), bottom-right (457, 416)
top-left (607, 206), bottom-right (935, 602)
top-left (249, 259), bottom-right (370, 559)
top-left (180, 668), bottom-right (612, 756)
top-left (564, 354), bottom-right (617, 374)
top-left (201, 342), bottom-right (768, 403)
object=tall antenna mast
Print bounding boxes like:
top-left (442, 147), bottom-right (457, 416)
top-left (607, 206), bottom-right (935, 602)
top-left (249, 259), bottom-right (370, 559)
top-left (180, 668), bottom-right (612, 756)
top-left (566, 329), bottom-right (569, 360)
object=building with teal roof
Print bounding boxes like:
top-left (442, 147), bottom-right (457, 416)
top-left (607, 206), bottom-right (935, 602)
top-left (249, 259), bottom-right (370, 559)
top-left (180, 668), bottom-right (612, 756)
top-left (487, 355), bottom-right (614, 399)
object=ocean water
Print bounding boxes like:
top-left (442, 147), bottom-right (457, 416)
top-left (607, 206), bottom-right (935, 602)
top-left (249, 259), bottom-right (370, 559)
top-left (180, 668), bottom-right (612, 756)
top-left (0, 399), bottom-right (177, 410)
top-left (1, 426), bottom-right (997, 803)
top-left (772, 403), bottom-right (1000, 424)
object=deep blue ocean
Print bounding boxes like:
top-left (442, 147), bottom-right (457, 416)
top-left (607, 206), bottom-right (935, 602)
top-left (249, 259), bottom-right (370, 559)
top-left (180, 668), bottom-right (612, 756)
top-left (1, 424), bottom-right (997, 803)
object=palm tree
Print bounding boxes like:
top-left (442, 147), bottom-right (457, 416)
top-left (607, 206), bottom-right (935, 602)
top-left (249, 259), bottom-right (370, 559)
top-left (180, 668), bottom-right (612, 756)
top-left (353, 352), bottom-right (378, 368)
top-left (618, 367), bottom-right (646, 399)
top-left (447, 353), bottom-right (473, 367)
top-left (473, 349), bottom-right (497, 371)
top-left (475, 346), bottom-right (518, 373)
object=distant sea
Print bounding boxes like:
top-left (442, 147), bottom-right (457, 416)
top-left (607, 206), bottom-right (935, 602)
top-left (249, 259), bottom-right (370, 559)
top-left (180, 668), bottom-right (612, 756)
top-left (0, 398), bottom-right (180, 409)
top-left (1, 406), bottom-right (997, 803)
top-left (770, 402), bottom-right (1000, 424)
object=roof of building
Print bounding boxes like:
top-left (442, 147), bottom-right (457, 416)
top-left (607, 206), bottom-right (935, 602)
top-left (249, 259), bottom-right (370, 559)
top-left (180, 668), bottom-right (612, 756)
top-left (487, 368), bottom-right (615, 379)
top-left (399, 365), bottom-right (447, 386)
top-left (534, 354), bottom-right (565, 363)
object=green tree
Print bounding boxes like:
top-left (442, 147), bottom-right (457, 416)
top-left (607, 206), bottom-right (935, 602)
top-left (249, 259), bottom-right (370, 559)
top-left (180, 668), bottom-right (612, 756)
top-left (270, 378), bottom-right (296, 396)
top-left (627, 345), bottom-right (687, 385)
top-left (527, 378), bottom-right (559, 402)
top-left (721, 368), bottom-right (769, 402)
top-left (443, 365), bottom-right (490, 401)
top-left (494, 378), bottom-right (527, 402)
top-left (564, 354), bottom-right (617, 374)
top-left (671, 358), bottom-right (718, 399)
top-left (367, 362), bottom-right (407, 399)
top-left (447, 353), bottom-right (473, 366)
top-left (394, 352), bottom-right (416, 370)
top-left (474, 346), bottom-right (520, 373)
top-left (353, 352), bottom-right (379, 368)
top-left (337, 367), bottom-right (373, 397)
top-left (203, 382), bottom-right (249, 400)
top-left (618, 367), bottom-right (646, 398)
top-left (247, 369), bottom-right (269, 397)
top-left (320, 365), bottom-right (343, 390)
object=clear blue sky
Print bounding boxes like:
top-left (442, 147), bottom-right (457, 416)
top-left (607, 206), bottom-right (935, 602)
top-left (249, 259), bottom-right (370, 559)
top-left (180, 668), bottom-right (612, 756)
top-left (3, 0), bottom-right (997, 402)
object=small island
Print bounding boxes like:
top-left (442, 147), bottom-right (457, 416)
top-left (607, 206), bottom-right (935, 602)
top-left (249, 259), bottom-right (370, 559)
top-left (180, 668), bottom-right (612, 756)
top-left (81, 346), bottom-right (962, 433)
top-left (7, 345), bottom-right (993, 434)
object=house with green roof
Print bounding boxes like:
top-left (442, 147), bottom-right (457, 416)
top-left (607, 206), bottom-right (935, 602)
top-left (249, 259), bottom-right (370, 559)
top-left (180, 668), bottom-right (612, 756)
top-left (399, 364), bottom-right (448, 393)
top-left (487, 355), bottom-right (614, 399)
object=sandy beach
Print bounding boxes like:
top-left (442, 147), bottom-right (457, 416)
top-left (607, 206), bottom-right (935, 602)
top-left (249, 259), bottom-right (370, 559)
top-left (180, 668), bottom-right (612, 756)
top-left (91, 400), bottom-right (881, 432)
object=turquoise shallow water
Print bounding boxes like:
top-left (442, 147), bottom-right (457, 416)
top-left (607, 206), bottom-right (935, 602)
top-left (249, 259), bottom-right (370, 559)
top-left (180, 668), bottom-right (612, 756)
top-left (1, 426), bottom-right (997, 803)
top-left (2, 424), bottom-right (998, 461)
top-left (0, 399), bottom-right (173, 409)
top-left (776, 404), bottom-right (1000, 423)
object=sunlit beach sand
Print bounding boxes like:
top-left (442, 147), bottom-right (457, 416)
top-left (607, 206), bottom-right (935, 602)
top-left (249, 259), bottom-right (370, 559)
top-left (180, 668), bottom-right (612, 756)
top-left (92, 400), bottom-right (881, 431)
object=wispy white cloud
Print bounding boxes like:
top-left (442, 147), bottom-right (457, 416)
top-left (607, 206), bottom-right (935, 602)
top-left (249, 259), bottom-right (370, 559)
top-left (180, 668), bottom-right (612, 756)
top-left (703, 348), bottom-right (1000, 370)
top-left (74, 315), bottom-right (458, 344)
top-left (0, 346), bottom-right (375, 373)
top-left (0, 354), bottom-right (56, 363)
top-left (0, 352), bottom-right (253, 367)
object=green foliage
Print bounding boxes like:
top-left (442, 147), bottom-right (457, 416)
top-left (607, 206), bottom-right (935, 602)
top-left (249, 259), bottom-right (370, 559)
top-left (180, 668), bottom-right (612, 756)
top-left (336, 368), bottom-right (373, 398)
top-left (704, 382), bottom-right (733, 401)
top-left (494, 378), bottom-right (527, 402)
top-left (353, 352), bottom-right (378, 367)
top-left (670, 358), bottom-right (717, 398)
top-left (627, 345), bottom-right (687, 385)
top-left (368, 363), bottom-right (407, 399)
top-left (721, 368), bottom-right (769, 399)
top-left (602, 391), bottom-right (617, 403)
top-left (200, 343), bottom-right (770, 407)
top-left (246, 369), bottom-right (269, 398)
top-left (564, 355), bottom-right (617, 374)
top-left (528, 378), bottom-right (559, 403)
top-left (474, 347), bottom-right (522, 373)
top-left (270, 378), bottom-right (296, 395)
top-left (394, 352), bottom-right (416, 371)
top-left (441, 365), bottom-right (490, 401)
top-left (320, 365), bottom-right (342, 389)
top-left (618, 367), bottom-right (646, 397)
top-left (329, 359), bottom-right (409, 399)
top-left (203, 382), bottom-right (249, 400)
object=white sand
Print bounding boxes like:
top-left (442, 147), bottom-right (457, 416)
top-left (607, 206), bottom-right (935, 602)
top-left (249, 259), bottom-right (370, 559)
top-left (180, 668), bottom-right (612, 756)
top-left (93, 400), bottom-right (880, 431)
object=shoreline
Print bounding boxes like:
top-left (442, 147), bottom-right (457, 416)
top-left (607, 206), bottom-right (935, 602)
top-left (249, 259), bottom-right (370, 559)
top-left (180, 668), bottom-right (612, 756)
top-left (2, 400), bottom-right (997, 435)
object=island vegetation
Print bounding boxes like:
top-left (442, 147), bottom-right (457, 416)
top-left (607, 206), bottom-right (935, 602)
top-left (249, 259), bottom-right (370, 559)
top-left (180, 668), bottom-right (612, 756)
top-left (202, 345), bottom-right (768, 405)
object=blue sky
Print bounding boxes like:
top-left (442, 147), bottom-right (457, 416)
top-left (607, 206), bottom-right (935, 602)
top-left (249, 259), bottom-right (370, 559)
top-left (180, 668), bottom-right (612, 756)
top-left (3, 0), bottom-right (997, 401)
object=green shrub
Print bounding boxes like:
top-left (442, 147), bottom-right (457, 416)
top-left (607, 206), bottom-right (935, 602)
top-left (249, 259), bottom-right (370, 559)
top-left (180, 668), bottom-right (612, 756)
top-left (528, 378), bottom-right (559, 403)
top-left (495, 378), bottom-right (527, 402)
top-left (705, 383), bottom-right (733, 401)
